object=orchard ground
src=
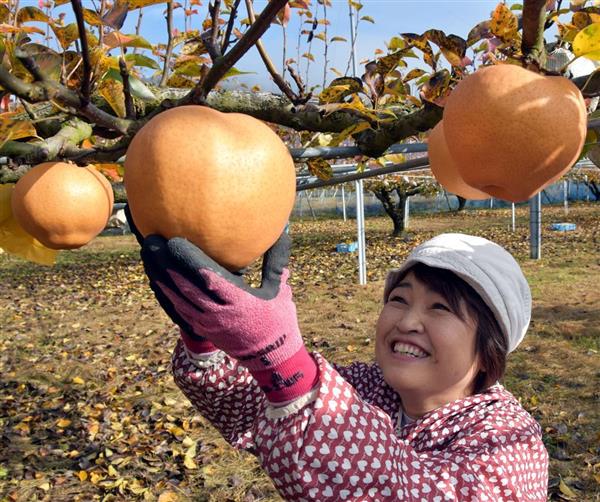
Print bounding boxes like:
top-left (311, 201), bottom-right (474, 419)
top-left (1, 203), bottom-right (599, 502)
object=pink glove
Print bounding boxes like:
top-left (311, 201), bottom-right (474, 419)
top-left (144, 233), bottom-right (319, 404)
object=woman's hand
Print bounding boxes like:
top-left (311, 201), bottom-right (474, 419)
top-left (126, 205), bottom-right (317, 404)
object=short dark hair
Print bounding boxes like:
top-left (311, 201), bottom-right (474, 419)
top-left (393, 262), bottom-right (508, 393)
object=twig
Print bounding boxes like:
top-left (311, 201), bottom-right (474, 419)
top-left (186, 0), bottom-right (290, 102)
top-left (159, 0), bottom-right (174, 87)
top-left (322, 0), bottom-right (329, 89)
top-left (19, 98), bottom-right (38, 120)
top-left (71, 0), bottom-right (92, 104)
top-left (287, 65), bottom-right (306, 96)
top-left (119, 57), bottom-right (135, 119)
top-left (244, 0), bottom-right (299, 103)
top-left (221, 0), bottom-right (241, 54)
top-left (210, 0), bottom-right (222, 57)
top-left (134, 7), bottom-right (144, 53)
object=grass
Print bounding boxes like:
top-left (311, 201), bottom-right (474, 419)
top-left (1, 202), bottom-right (599, 501)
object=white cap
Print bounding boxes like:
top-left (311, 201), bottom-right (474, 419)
top-left (383, 233), bottom-right (531, 353)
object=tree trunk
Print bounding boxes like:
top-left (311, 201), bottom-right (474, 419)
top-left (370, 187), bottom-right (405, 236)
top-left (585, 181), bottom-right (600, 201)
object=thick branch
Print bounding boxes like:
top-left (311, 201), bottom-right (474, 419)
top-left (159, 0), bottom-right (175, 87)
top-left (0, 118), bottom-right (92, 170)
top-left (0, 64), bottom-right (132, 134)
top-left (521, 0), bottom-right (547, 65)
top-left (71, 0), bottom-right (92, 103)
top-left (185, 0), bottom-right (289, 102)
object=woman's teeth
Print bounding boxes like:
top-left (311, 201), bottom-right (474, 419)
top-left (392, 342), bottom-right (428, 358)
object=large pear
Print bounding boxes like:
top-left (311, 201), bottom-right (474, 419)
top-left (124, 105), bottom-right (296, 271)
top-left (428, 122), bottom-right (489, 200)
top-left (443, 64), bottom-right (587, 202)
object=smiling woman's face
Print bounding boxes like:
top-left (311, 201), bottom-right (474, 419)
top-left (375, 271), bottom-right (481, 417)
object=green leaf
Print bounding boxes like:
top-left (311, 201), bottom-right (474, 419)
top-left (360, 15), bottom-right (375, 24)
top-left (103, 68), bottom-right (156, 101)
top-left (222, 67), bottom-right (255, 79)
top-left (330, 36), bottom-right (347, 43)
top-left (573, 22), bottom-right (600, 59)
top-left (125, 53), bottom-right (160, 70)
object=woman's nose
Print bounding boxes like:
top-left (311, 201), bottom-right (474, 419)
top-left (396, 306), bottom-right (425, 333)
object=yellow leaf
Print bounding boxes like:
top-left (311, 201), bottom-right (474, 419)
top-left (98, 78), bottom-right (126, 118)
top-left (559, 479), bottom-right (577, 499)
top-left (183, 455), bottom-right (197, 470)
top-left (107, 465), bottom-right (118, 477)
top-left (346, 345), bottom-right (356, 352)
top-left (490, 3), bottom-right (519, 41)
top-left (307, 159), bottom-right (333, 180)
top-left (0, 113), bottom-right (37, 147)
top-left (0, 184), bottom-right (13, 225)
top-left (56, 418), bottom-right (71, 428)
top-left (158, 490), bottom-right (180, 502)
top-left (168, 425), bottom-right (185, 439)
top-left (89, 471), bottom-right (104, 484)
top-left (72, 376), bottom-right (85, 385)
top-left (77, 470), bottom-right (88, 481)
top-left (39, 482), bottom-right (50, 491)
top-left (0, 215), bottom-right (59, 266)
top-left (573, 23), bottom-right (600, 59)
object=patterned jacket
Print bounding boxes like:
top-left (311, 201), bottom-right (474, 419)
top-left (172, 339), bottom-right (549, 501)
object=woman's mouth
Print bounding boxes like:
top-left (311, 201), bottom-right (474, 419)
top-left (391, 342), bottom-right (429, 359)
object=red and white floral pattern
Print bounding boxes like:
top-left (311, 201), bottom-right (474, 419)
top-left (172, 340), bottom-right (548, 501)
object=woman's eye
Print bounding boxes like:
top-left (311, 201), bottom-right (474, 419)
top-left (432, 302), bottom-right (451, 312)
top-left (389, 295), bottom-right (407, 304)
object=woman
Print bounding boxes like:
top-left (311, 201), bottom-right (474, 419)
top-left (129, 208), bottom-right (548, 501)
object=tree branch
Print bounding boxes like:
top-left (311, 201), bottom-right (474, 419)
top-left (244, 0), bottom-right (300, 104)
top-left (119, 57), bottom-right (135, 119)
top-left (221, 0), bottom-right (241, 54)
top-left (0, 64), bottom-right (132, 135)
top-left (521, 0), bottom-right (548, 65)
top-left (71, 0), bottom-right (92, 104)
top-left (0, 118), bottom-right (92, 169)
top-left (159, 0), bottom-right (175, 87)
top-left (185, 0), bottom-right (289, 102)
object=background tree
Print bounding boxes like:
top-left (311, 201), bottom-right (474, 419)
top-left (364, 173), bottom-right (438, 236)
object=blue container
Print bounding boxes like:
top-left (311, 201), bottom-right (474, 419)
top-left (550, 223), bottom-right (577, 232)
top-left (336, 242), bottom-right (358, 253)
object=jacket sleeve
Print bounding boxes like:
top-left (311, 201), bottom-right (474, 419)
top-left (248, 354), bottom-right (548, 501)
top-left (171, 338), bottom-right (265, 450)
